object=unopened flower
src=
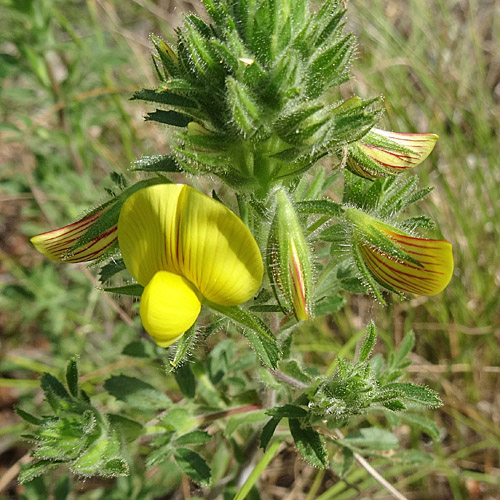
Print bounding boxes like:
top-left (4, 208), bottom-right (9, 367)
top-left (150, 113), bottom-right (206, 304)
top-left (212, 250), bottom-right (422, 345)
top-left (30, 209), bottom-right (117, 263)
top-left (268, 188), bottom-right (313, 320)
top-left (346, 208), bottom-right (453, 296)
top-left (347, 128), bottom-right (438, 179)
top-left (118, 184), bottom-right (263, 346)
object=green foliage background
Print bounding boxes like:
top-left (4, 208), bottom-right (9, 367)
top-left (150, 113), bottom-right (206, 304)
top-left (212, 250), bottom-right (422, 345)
top-left (0, 0), bottom-right (499, 498)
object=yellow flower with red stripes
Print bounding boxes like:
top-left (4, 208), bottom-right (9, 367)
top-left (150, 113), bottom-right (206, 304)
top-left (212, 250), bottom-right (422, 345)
top-left (30, 208), bottom-right (117, 263)
top-left (31, 184), bottom-right (263, 347)
top-left (347, 129), bottom-right (438, 179)
top-left (346, 208), bottom-right (453, 297)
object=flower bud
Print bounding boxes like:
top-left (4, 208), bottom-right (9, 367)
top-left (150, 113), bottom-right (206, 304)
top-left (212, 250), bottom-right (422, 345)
top-left (347, 128), bottom-right (438, 179)
top-left (345, 208), bottom-right (453, 296)
top-left (31, 209), bottom-right (117, 263)
top-left (267, 188), bottom-right (313, 320)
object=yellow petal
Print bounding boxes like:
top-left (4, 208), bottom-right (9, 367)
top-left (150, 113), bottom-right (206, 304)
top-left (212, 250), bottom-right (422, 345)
top-left (178, 186), bottom-right (263, 305)
top-left (359, 229), bottom-right (453, 296)
top-left (289, 241), bottom-right (309, 321)
top-left (30, 210), bottom-right (117, 263)
top-left (139, 270), bottom-right (201, 347)
top-left (118, 184), bottom-right (263, 305)
top-left (348, 129), bottom-right (438, 179)
top-left (359, 129), bottom-right (438, 173)
top-left (118, 184), bottom-right (184, 285)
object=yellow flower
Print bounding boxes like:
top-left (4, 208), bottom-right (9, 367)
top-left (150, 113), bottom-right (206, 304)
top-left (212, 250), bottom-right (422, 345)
top-left (30, 209), bottom-right (117, 263)
top-left (346, 209), bottom-right (453, 296)
top-left (118, 184), bottom-right (263, 346)
top-left (347, 128), bottom-right (438, 179)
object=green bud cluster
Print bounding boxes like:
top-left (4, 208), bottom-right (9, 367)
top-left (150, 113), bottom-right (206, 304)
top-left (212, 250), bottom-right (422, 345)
top-left (16, 361), bottom-right (130, 483)
top-left (134, 0), bottom-right (382, 195)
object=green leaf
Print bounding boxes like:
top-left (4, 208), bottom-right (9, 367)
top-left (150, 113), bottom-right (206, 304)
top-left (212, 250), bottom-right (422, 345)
top-left (207, 303), bottom-right (280, 369)
top-left (160, 408), bottom-right (198, 433)
top-left (278, 360), bottom-right (313, 384)
top-left (358, 321), bottom-right (376, 362)
top-left (176, 430), bottom-right (211, 445)
top-left (341, 427), bottom-right (399, 451)
top-left (132, 88), bottom-right (197, 108)
top-left (382, 383), bottom-right (442, 408)
top-left (331, 446), bottom-right (354, 478)
top-left (65, 359), bottom-right (79, 398)
top-left (101, 458), bottom-right (130, 477)
top-left (289, 419), bottom-right (328, 468)
top-left (54, 475), bottom-right (70, 500)
top-left (122, 340), bottom-right (158, 358)
top-left (107, 414), bottom-right (143, 442)
top-left (15, 407), bottom-right (43, 425)
top-left (249, 304), bottom-right (282, 313)
top-left (18, 460), bottom-right (60, 485)
top-left (260, 417), bottom-right (280, 450)
top-left (174, 448), bottom-right (211, 486)
top-left (296, 200), bottom-right (344, 216)
top-left (383, 400), bottom-right (407, 411)
top-left (393, 331), bottom-right (415, 367)
top-left (267, 404), bottom-right (308, 418)
top-left (131, 155), bottom-right (182, 173)
top-left (242, 328), bottom-right (281, 370)
top-left (104, 375), bottom-right (171, 410)
top-left (146, 109), bottom-right (192, 127)
top-left (174, 363), bottom-right (196, 399)
top-left (226, 411), bottom-right (268, 437)
top-left (102, 284), bottom-right (144, 296)
top-left (314, 295), bottom-right (345, 316)
top-left (99, 259), bottom-right (126, 282)
top-left (40, 373), bottom-right (72, 413)
top-left (398, 413), bottom-right (441, 441)
top-left (394, 450), bottom-right (434, 465)
top-left (70, 436), bottom-right (110, 476)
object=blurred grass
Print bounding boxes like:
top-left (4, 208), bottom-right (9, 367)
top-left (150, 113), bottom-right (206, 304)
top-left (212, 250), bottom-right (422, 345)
top-left (0, 0), bottom-right (499, 498)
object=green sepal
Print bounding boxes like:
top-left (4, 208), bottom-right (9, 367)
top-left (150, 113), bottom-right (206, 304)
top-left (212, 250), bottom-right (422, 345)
top-left (146, 109), bottom-right (192, 127)
top-left (226, 77), bottom-right (263, 138)
top-left (131, 155), bottom-right (183, 173)
top-left (170, 322), bottom-right (198, 369)
top-left (305, 34), bottom-right (355, 98)
top-left (357, 320), bottom-right (376, 363)
top-left (18, 460), bottom-right (61, 485)
top-left (102, 284), bottom-right (144, 296)
top-left (132, 88), bottom-right (197, 108)
top-left (310, 1), bottom-right (346, 49)
top-left (295, 199), bottom-right (344, 217)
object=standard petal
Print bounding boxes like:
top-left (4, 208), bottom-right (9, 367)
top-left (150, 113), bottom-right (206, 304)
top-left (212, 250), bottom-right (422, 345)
top-left (359, 231), bottom-right (453, 296)
top-left (30, 211), bottom-right (117, 263)
top-left (178, 186), bottom-right (263, 305)
top-left (139, 270), bottom-right (201, 347)
top-left (118, 184), bottom-right (184, 285)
